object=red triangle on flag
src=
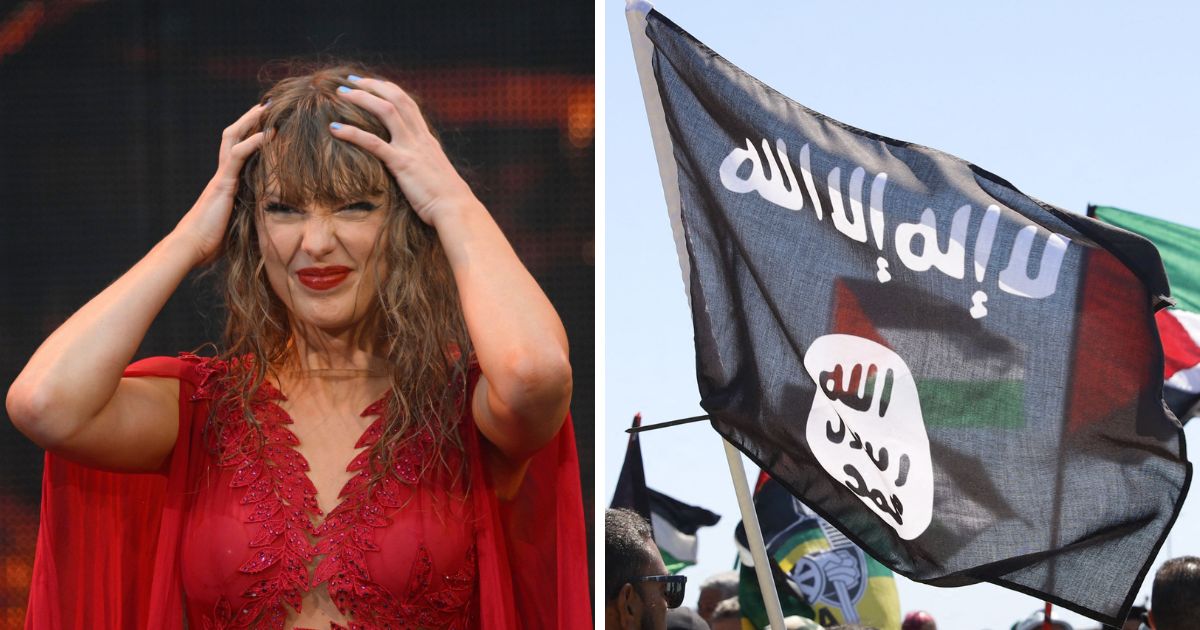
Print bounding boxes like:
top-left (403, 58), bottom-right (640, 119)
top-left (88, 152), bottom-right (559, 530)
top-left (1157, 309), bottom-right (1200, 381)
top-left (831, 278), bottom-right (889, 349)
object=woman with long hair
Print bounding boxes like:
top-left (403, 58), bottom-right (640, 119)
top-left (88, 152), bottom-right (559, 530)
top-left (8, 65), bottom-right (588, 628)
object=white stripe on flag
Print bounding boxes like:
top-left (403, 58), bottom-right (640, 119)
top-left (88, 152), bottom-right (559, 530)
top-left (651, 510), bottom-right (699, 565)
top-left (1171, 308), bottom-right (1200, 340)
top-left (1165, 309), bottom-right (1200, 393)
top-left (1167, 364), bottom-right (1200, 393)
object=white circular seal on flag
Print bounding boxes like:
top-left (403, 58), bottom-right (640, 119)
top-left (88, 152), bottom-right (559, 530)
top-left (803, 334), bottom-right (933, 540)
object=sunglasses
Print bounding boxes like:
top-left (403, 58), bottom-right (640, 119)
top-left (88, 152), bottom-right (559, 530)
top-left (629, 574), bottom-right (687, 608)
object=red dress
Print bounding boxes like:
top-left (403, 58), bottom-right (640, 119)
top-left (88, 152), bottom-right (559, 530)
top-left (25, 355), bottom-right (591, 629)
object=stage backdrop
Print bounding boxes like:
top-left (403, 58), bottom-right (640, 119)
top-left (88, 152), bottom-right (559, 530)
top-left (0, 1), bottom-right (594, 623)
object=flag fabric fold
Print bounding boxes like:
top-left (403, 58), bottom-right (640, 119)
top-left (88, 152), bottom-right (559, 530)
top-left (1091, 206), bottom-right (1200, 312)
top-left (627, 5), bottom-right (1190, 626)
top-left (1092, 205), bottom-right (1200, 423)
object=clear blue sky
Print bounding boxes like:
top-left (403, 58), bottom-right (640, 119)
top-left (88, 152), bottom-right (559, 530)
top-left (602, 2), bottom-right (1200, 628)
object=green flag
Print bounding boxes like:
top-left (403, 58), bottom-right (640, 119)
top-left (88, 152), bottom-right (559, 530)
top-left (735, 473), bottom-right (900, 630)
top-left (1091, 205), bottom-right (1200, 311)
top-left (1091, 205), bottom-right (1200, 421)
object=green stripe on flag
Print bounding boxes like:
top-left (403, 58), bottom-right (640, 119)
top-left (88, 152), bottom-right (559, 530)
top-left (1094, 206), bottom-right (1200, 312)
top-left (866, 555), bottom-right (893, 579)
top-left (773, 526), bottom-right (829, 568)
top-left (659, 548), bottom-right (691, 574)
top-left (918, 379), bottom-right (1025, 428)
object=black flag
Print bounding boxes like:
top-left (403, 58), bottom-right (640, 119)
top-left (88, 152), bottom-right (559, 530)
top-left (627, 5), bottom-right (1190, 626)
top-left (610, 414), bottom-right (652, 519)
top-left (610, 414), bottom-right (721, 572)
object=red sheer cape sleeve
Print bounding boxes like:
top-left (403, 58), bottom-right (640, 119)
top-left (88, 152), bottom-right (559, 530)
top-left (26, 355), bottom-right (593, 629)
top-left (25, 356), bottom-right (201, 630)
top-left (470, 414), bottom-right (593, 629)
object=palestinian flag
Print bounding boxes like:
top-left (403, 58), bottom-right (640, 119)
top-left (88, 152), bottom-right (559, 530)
top-left (735, 472), bottom-right (900, 630)
top-left (1090, 206), bottom-right (1200, 312)
top-left (626, 6), bottom-right (1190, 626)
top-left (649, 488), bottom-right (721, 573)
top-left (1091, 205), bottom-right (1200, 422)
top-left (1158, 309), bottom-right (1200, 422)
top-left (611, 414), bottom-right (721, 573)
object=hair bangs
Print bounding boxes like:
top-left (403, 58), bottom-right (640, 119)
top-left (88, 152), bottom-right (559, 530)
top-left (249, 69), bottom-right (396, 209)
top-left (218, 63), bottom-right (472, 501)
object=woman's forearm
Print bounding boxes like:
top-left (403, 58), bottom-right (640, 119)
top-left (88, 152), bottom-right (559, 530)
top-left (433, 198), bottom-right (572, 449)
top-left (8, 104), bottom-right (265, 452)
top-left (6, 231), bottom-right (200, 446)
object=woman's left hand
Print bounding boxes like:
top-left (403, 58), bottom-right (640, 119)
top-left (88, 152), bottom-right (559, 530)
top-left (333, 75), bottom-right (571, 480)
top-left (329, 76), bottom-right (476, 227)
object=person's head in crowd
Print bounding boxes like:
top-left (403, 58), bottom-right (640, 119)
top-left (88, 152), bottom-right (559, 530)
top-left (666, 607), bottom-right (708, 630)
top-left (902, 610), bottom-right (937, 630)
top-left (1148, 556), bottom-right (1200, 630)
top-left (709, 597), bottom-right (742, 630)
top-left (697, 571), bottom-right (739, 624)
top-left (606, 508), bottom-right (685, 630)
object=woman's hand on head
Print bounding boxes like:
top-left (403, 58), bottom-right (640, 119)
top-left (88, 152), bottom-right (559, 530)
top-left (171, 102), bottom-right (269, 266)
top-left (331, 76), bottom-right (572, 480)
top-left (328, 76), bottom-right (477, 228)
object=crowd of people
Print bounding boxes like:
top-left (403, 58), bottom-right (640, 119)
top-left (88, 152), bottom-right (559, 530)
top-left (606, 508), bottom-right (1200, 630)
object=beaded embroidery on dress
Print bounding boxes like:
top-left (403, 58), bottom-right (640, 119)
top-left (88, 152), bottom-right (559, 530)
top-left (181, 355), bottom-right (478, 630)
top-left (26, 354), bottom-right (589, 629)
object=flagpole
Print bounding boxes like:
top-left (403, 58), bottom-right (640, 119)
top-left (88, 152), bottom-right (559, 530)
top-left (723, 439), bottom-right (788, 630)
top-left (624, 0), bottom-right (693, 299)
top-left (625, 3), bottom-right (785, 624)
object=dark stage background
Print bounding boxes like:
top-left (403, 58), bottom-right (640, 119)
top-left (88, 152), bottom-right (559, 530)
top-left (0, 1), bottom-right (594, 622)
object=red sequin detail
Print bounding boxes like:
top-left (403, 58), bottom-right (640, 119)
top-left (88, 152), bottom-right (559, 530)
top-left (185, 356), bottom-right (477, 629)
top-left (311, 405), bottom-right (477, 628)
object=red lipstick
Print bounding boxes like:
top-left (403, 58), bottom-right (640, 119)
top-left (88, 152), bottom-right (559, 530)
top-left (296, 266), bottom-right (351, 291)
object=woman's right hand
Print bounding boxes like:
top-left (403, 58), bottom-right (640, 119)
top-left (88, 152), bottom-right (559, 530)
top-left (171, 102), bottom-right (269, 266)
top-left (7, 102), bottom-right (270, 471)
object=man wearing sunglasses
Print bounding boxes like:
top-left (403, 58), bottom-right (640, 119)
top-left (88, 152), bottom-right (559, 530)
top-left (606, 508), bottom-right (689, 629)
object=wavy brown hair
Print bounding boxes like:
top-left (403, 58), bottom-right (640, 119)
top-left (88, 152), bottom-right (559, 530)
top-left (210, 64), bottom-right (473, 485)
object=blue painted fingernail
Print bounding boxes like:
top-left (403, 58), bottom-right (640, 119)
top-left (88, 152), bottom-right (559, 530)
top-left (263, 98), bottom-right (272, 107)
top-left (347, 74), bottom-right (362, 82)
top-left (337, 86), bottom-right (351, 94)
top-left (330, 122), bottom-right (343, 130)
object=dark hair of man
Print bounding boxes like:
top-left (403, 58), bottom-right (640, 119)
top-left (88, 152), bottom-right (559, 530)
top-left (1151, 555), bottom-right (1200, 629)
top-left (606, 508), bottom-right (656, 601)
